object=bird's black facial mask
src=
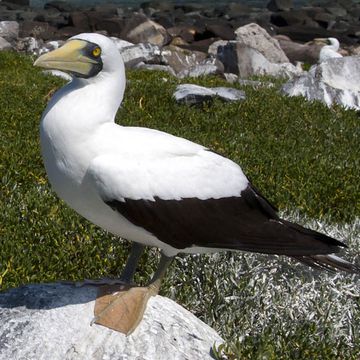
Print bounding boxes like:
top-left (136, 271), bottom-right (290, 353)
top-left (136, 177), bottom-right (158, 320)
top-left (74, 41), bottom-right (103, 78)
top-left (34, 39), bottom-right (103, 79)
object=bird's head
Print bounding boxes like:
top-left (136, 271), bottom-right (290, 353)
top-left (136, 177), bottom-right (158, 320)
top-left (34, 33), bottom-right (124, 79)
top-left (313, 37), bottom-right (340, 50)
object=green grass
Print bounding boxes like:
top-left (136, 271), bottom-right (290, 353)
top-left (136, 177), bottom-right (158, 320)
top-left (1, 51), bottom-right (359, 359)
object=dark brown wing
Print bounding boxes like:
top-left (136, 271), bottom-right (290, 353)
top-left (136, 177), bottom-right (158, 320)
top-left (105, 185), bottom-right (346, 257)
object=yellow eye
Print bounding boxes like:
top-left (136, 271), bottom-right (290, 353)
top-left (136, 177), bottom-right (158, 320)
top-left (92, 47), bottom-right (101, 57)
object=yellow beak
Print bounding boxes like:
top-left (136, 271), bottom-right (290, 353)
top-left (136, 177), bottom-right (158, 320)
top-left (313, 38), bottom-right (328, 45)
top-left (34, 39), bottom-right (101, 78)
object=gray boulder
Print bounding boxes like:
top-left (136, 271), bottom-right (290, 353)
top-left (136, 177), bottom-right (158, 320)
top-left (0, 283), bottom-right (223, 360)
top-left (115, 41), bottom-right (162, 68)
top-left (161, 45), bottom-right (207, 72)
top-left (235, 23), bottom-right (289, 64)
top-left (0, 21), bottom-right (19, 41)
top-left (161, 45), bottom-right (223, 78)
top-left (15, 36), bottom-right (43, 54)
top-left (212, 39), bottom-right (300, 79)
top-left (282, 56), bottom-right (360, 110)
top-left (0, 36), bottom-right (12, 50)
top-left (121, 13), bottom-right (170, 46)
top-left (174, 84), bottom-right (246, 105)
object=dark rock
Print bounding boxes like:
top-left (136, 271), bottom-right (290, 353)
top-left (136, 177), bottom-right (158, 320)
top-left (2, 0), bottom-right (29, 8)
top-left (19, 20), bottom-right (57, 40)
top-left (167, 25), bottom-right (197, 42)
top-left (16, 11), bottom-right (38, 22)
top-left (93, 4), bottom-right (120, 15)
top-left (206, 23), bottom-right (235, 40)
top-left (151, 13), bottom-right (175, 29)
top-left (55, 26), bottom-right (84, 39)
top-left (69, 11), bottom-right (90, 32)
top-left (121, 13), bottom-right (169, 46)
top-left (275, 25), bottom-right (352, 44)
top-left (326, 6), bottom-right (347, 17)
top-left (169, 36), bottom-right (188, 47)
top-left (95, 17), bottom-right (124, 36)
top-left (331, 20), bottom-right (350, 31)
top-left (0, 9), bottom-right (17, 21)
top-left (275, 35), bottom-right (323, 64)
top-left (33, 10), bottom-right (69, 28)
top-left (267, 0), bottom-right (294, 12)
top-left (44, 1), bottom-right (73, 13)
top-left (141, 1), bottom-right (175, 13)
top-left (179, 37), bottom-right (220, 53)
top-left (212, 41), bottom-right (239, 74)
top-left (313, 11), bottom-right (336, 29)
top-left (270, 10), bottom-right (314, 27)
top-left (225, 3), bottom-right (252, 18)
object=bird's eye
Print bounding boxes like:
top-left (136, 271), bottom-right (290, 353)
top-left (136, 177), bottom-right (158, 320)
top-left (92, 47), bottom-right (101, 57)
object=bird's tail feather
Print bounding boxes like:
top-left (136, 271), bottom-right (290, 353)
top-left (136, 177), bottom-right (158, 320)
top-left (292, 254), bottom-right (360, 273)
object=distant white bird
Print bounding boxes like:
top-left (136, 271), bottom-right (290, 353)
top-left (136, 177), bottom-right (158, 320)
top-left (34, 33), bottom-right (358, 335)
top-left (317, 37), bottom-right (343, 62)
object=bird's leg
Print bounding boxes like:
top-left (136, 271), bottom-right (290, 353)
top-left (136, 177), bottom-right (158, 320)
top-left (119, 242), bottom-right (146, 284)
top-left (73, 242), bottom-right (145, 287)
top-left (93, 252), bottom-right (174, 335)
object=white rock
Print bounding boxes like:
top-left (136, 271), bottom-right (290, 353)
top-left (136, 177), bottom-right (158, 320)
top-left (224, 72), bottom-right (239, 84)
top-left (0, 283), bottom-right (223, 360)
top-left (0, 36), bottom-right (11, 50)
top-left (16, 36), bottom-right (43, 55)
top-left (0, 21), bottom-right (19, 41)
top-left (174, 84), bottom-right (245, 105)
top-left (208, 39), bottom-right (229, 56)
top-left (178, 63), bottom-right (222, 79)
top-left (235, 23), bottom-right (289, 64)
top-left (118, 42), bottom-right (162, 68)
top-left (238, 79), bottom-right (275, 88)
top-left (135, 62), bottom-right (176, 76)
top-left (110, 37), bottom-right (134, 51)
top-left (282, 56), bottom-right (360, 110)
top-left (237, 45), bottom-right (302, 79)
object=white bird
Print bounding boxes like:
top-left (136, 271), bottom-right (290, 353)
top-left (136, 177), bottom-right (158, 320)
top-left (34, 33), bottom-right (358, 335)
top-left (317, 37), bottom-right (343, 62)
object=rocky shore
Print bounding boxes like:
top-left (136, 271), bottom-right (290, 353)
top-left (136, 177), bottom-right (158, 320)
top-left (1, 0), bottom-right (360, 109)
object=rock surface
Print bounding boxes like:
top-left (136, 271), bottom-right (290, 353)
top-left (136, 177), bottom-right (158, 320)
top-left (236, 44), bottom-right (302, 79)
top-left (282, 56), bottom-right (360, 110)
top-left (235, 23), bottom-right (289, 63)
top-left (174, 84), bottom-right (246, 105)
top-left (0, 283), bottom-right (223, 360)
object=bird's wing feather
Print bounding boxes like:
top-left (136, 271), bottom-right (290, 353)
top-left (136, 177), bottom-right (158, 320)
top-left (86, 150), bottom-right (345, 256)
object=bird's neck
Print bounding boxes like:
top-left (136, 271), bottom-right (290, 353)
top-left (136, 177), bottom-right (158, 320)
top-left (42, 70), bottom-right (125, 135)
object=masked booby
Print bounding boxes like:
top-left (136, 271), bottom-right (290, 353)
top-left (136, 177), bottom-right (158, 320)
top-left (34, 33), bottom-right (358, 335)
top-left (316, 37), bottom-right (342, 62)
